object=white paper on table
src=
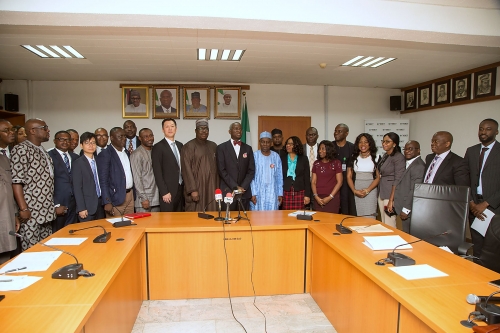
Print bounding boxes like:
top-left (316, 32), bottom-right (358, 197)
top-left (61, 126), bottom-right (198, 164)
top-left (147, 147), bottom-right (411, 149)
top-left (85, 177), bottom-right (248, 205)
top-left (106, 217), bottom-right (131, 224)
top-left (439, 246), bottom-right (453, 253)
top-left (287, 211), bottom-right (316, 217)
top-left (389, 264), bottom-right (448, 280)
top-left (350, 225), bottom-right (393, 233)
top-left (0, 251), bottom-right (62, 273)
top-left (471, 209), bottom-right (495, 237)
top-left (0, 275), bottom-right (43, 291)
top-left (45, 238), bottom-right (87, 246)
top-left (362, 235), bottom-right (412, 250)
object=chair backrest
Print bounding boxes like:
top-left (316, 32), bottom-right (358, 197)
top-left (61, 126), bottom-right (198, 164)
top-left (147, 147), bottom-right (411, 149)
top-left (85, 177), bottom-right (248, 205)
top-left (410, 183), bottom-right (470, 254)
top-left (479, 215), bottom-right (500, 273)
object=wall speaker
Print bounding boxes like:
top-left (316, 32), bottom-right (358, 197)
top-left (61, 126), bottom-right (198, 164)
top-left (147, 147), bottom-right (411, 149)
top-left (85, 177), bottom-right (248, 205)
top-left (390, 96), bottom-right (401, 111)
top-left (5, 94), bottom-right (19, 112)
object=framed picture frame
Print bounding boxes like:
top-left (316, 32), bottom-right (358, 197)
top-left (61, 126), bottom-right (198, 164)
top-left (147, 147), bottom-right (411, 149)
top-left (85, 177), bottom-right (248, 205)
top-left (183, 87), bottom-right (210, 119)
top-left (152, 86), bottom-right (180, 119)
top-left (474, 68), bottom-right (497, 99)
top-left (452, 74), bottom-right (471, 102)
top-left (404, 88), bottom-right (416, 111)
top-left (215, 87), bottom-right (241, 119)
top-left (434, 80), bottom-right (450, 105)
top-left (418, 84), bottom-right (432, 108)
top-left (122, 86), bottom-right (149, 118)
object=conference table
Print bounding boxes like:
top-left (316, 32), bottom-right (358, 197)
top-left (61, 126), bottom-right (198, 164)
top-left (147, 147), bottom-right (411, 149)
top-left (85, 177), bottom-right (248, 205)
top-left (0, 211), bottom-right (498, 333)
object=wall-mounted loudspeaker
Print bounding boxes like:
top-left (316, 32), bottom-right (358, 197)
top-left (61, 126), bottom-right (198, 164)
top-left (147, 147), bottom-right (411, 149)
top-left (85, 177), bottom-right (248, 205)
top-left (390, 96), bottom-right (401, 111)
top-left (5, 94), bottom-right (19, 112)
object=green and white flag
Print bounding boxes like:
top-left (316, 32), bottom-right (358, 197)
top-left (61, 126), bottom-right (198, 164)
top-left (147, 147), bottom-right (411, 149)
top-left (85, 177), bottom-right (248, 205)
top-left (241, 96), bottom-right (251, 146)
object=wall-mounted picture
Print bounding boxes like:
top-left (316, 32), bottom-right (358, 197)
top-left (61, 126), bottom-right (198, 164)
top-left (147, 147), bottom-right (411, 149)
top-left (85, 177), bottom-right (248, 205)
top-left (122, 86), bottom-right (149, 118)
top-left (153, 86), bottom-right (179, 119)
top-left (184, 87), bottom-right (210, 119)
top-left (452, 74), bottom-right (471, 102)
top-left (435, 80), bottom-right (450, 105)
top-left (404, 88), bottom-right (416, 111)
top-left (215, 87), bottom-right (241, 119)
top-left (418, 84), bottom-right (432, 108)
top-left (474, 68), bottom-right (496, 99)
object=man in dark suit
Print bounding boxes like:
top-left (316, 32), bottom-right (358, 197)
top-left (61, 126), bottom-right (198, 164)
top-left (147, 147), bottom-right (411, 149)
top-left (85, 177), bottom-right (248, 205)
top-left (332, 123), bottom-right (356, 215)
top-left (123, 120), bottom-right (141, 154)
top-left (0, 119), bottom-right (15, 159)
top-left (97, 127), bottom-right (135, 217)
top-left (48, 130), bottom-right (79, 231)
top-left (394, 140), bottom-right (426, 233)
top-left (72, 132), bottom-right (105, 222)
top-left (217, 122), bottom-right (255, 211)
top-left (152, 118), bottom-right (184, 212)
top-left (155, 89), bottom-right (177, 114)
top-left (423, 131), bottom-right (468, 186)
top-left (464, 118), bottom-right (500, 257)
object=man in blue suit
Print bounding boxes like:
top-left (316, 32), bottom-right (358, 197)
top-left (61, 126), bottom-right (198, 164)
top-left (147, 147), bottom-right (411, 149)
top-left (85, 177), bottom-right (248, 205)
top-left (48, 130), bottom-right (79, 232)
top-left (97, 127), bottom-right (135, 217)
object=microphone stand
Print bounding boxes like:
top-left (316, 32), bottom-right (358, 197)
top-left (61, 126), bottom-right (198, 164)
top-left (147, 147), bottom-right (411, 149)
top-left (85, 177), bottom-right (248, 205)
top-left (214, 199), bottom-right (224, 221)
top-left (108, 197), bottom-right (134, 227)
top-left (69, 225), bottom-right (111, 243)
top-left (234, 197), bottom-right (249, 223)
top-left (198, 198), bottom-right (215, 219)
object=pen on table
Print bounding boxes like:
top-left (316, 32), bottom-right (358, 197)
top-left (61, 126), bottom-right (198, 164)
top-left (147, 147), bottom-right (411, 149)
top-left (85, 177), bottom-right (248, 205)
top-left (0, 279), bottom-right (13, 282)
top-left (1, 267), bottom-right (27, 274)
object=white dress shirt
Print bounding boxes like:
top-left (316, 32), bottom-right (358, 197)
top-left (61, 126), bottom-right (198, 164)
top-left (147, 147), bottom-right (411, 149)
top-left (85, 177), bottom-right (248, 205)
top-left (232, 139), bottom-right (241, 158)
top-left (112, 145), bottom-right (134, 189)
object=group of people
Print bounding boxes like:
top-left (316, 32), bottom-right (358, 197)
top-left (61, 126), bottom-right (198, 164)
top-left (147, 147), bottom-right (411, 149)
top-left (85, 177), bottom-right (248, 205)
top-left (0, 116), bottom-right (498, 265)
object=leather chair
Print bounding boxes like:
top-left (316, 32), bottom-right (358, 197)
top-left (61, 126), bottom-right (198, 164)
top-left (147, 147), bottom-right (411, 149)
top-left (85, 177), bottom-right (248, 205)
top-left (409, 183), bottom-right (472, 255)
top-left (479, 215), bottom-right (500, 273)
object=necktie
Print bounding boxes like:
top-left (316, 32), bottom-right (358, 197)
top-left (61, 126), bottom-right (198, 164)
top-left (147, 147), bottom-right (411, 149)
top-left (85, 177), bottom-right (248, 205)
top-left (424, 155), bottom-right (439, 183)
top-left (128, 139), bottom-right (133, 154)
top-left (90, 159), bottom-right (101, 197)
top-left (478, 147), bottom-right (489, 173)
top-left (309, 146), bottom-right (315, 173)
top-left (233, 140), bottom-right (241, 146)
top-left (0, 149), bottom-right (6, 156)
top-left (63, 152), bottom-right (71, 173)
top-left (171, 142), bottom-right (182, 184)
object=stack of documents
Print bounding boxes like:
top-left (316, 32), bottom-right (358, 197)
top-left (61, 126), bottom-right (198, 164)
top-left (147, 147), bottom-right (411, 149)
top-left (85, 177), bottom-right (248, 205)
top-left (350, 225), bottom-right (393, 233)
top-left (363, 235), bottom-right (412, 251)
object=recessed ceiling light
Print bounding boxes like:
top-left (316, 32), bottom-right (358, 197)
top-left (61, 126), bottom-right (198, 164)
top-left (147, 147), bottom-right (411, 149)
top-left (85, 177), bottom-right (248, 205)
top-left (21, 45), bottom-right (48, 58)
top-left (221, 49), bottom-right (230, 61)
top-left (21, 45), bottom-right (85, 59)
top-left (232, 50), bottom-right (244, 61)
top-left (362, 57), bottom-right (385, 67)
top-left (63, 46), bottom-right (85, 59)
top-left (50, 45), bottom-right (72, 58)
top-left (371, 57), bottom-right (396, 68)
top-left (342, 55), bottom-right (396, 68)
top-left (342, 56), bottom-right (364, 66)
top-left (37, 45), bottom-right (60, 58)
top-left (210, 49), bottom-right (219, 61)
top-left (197, 49), bottom-right (245, 61)
top-left (198, 48), bottom-right (206, 60)
top-left (352, 56), bottom-right (374, 67)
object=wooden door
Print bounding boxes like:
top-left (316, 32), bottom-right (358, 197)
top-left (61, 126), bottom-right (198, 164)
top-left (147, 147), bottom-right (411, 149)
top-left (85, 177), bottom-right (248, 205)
top-left (258, 116), bottom-right (311, 147)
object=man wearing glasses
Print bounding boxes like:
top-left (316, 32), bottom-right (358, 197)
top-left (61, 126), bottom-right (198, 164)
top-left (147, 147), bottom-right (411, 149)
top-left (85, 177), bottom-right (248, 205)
top-left (11, 119), bottom-right (56, 250)
top-left (48, 131), bottom-right (79, 232)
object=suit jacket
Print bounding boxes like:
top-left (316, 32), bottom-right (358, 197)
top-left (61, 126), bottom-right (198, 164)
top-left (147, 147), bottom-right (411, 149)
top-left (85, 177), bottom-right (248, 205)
top-left (394, 156), bottom-right (426, 214)
top-left (378, 152), bottom-right (406, 200)
top-left (72, 155), bottom-right (100, 215)
top-left (48, 149), bottom-right (79, 207)
top-left (216, 140), bottom-right (255, 199)
top-left (155, 105), bottom-right (177, 114)
top-left (281, 154), bottom-right (311, 197)
top-left (152, 138), bottom-right (183, 199)
top-left (464, 140), bottom-right (500, 214)
top-left (424, 151), bottom-right (468, 186)
top-left (96, 144), bottom-right (131, 206)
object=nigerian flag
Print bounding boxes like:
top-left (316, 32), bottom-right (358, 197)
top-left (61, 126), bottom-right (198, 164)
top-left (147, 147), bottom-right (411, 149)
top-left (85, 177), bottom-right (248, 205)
top-left (241, 96), bottom-right (251, 146)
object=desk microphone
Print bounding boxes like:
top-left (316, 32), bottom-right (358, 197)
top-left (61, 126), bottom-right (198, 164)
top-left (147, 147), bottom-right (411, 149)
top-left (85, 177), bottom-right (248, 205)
top-left (198, 197), bottom-right (215, 220)
top-left (214, 189), bottom-right (224, 221)
top-left (9, 231), bottom-right (89, 279)
top-left (296, 203), bottom-right (313, 221)
top-left (336, 214), bottom-right (377, 234)
top-left (385, 230), bottom-right (451, 267)
top-left (68, 225), bottom-right (111, 243)
top-left (223, 193), bottom-right (233, 224)
top-left (107, 197), bottom-right (133, 227)
top-left (467, 294), bottom-right (500, 305)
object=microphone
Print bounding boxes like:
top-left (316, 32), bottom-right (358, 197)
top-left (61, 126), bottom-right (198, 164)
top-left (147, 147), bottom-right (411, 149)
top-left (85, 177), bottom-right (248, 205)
top-left (224, 193), bottom-right (233, 223)
top-left (385, 230), bottom-right (452, 267)
top-left (68, 225), bottom-right (111, 243)
top-left (107, 197), bottom-right (133, 227)
top-left (467, 294), bottom-right (500, 305)
top-left (198, 196), bottom-right (215, 220)
top-left (297, 203), bottom-right (312, 221)
top-left (214, 189), bottom-right (224, 222)
top-left (9, 231), bottom-right (86, 279)
top-left (336, 214), bottom-right (377, 234)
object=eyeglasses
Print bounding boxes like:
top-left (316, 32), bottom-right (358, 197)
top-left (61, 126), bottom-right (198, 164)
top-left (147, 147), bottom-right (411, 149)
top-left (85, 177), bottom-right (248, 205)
top-left (55, 138), bottom-right (70, 142)
top-left (0, 128), bottom-right (15, 134)
top-left (32, 125), bottom-right (49, 131)
top-left (82, 141), bottom-right (97, 146)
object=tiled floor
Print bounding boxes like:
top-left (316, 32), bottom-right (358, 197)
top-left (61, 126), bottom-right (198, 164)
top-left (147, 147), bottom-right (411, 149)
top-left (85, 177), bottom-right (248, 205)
top-left (133, 293), bottom-right (336, 333)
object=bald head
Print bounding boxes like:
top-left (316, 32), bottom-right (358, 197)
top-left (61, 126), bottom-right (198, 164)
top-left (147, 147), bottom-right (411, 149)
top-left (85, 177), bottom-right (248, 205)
top-left (431, 131), bottom-right (453, 155)
top-left (25, 118), bottom-right (50, 145)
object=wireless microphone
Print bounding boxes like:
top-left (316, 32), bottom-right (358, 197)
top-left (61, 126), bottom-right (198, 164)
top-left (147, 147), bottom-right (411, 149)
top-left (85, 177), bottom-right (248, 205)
top-left (68, 225), bottom-right (111, 243)
top-left (214, 189), bottom-right (224, 222)
top-left (467, 294), bottom-right (500, 305)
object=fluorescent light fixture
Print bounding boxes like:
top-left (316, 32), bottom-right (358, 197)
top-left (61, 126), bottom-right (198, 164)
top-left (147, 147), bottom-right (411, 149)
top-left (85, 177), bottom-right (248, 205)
top-left (21, 45), bottom-right (48, 58)
top-left (362, 57), bottom-right (385, 67)
top-left (232, 50), bottom-right (244, 61)
top-left (198, 48), bottom-right (206, 60)
top-left (371, 57), bottom-right (396, 68)
top-left (210, 49), bottom-right (219, 60)
top-left (342, 56), bottom-right (364, 66)
top-left (50, 45), bottom-right (72, 58)
top-left (37, 45), bottom-right (60, 58)
top-left (63, 46), bottom-right (85, 59)
top-left (352, 56), bottom-right (374, 67)
top-left (221, 49), bottom-right (230, 61)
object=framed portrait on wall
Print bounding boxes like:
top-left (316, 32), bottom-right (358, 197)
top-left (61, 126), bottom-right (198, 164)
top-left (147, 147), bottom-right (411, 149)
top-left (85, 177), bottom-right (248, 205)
top-left (404, 88), bottom-right (416, 111)
top-left (152, 86), bottom-right (179, 119)
top-left (434, 80), bottom-right (450, 105)
top-left (418, 84), bottom-right (432, 108)
top-left (122, 86), bottom-right (149, 118)
top-left (183, 87), bottom-right (210, 119)
top-left (215, 87), bottom-right (241, 119)
top-left (452, 74), bottom-right (471, 102)
top-left (474, 68), bottom-right (497, 99)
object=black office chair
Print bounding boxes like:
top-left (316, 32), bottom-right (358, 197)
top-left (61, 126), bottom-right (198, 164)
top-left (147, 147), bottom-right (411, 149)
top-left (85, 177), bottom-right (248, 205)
top-left (479, 215), bottom-right (500, 273)
top-left (409, 183), bottom-right (472, 255)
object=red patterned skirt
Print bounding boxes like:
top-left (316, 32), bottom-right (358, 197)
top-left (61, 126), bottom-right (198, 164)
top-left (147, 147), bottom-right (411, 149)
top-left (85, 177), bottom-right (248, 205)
top-left (282, 187), bottom-right (305, 210)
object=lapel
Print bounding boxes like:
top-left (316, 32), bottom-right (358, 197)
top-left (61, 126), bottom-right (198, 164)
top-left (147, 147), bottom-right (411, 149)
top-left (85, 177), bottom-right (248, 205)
top-left (83, 157), bottom-right (97, 186)
top-left (433, 151), bottom-right (452, 180)
top-left (163, 139), bottom-right (179, 170)
top-left (53, 150), bottom-right (71, 177)
top-left (482, 140), bottom-right (499, 171)
top-left (226, 140), bottom-right (239, 164)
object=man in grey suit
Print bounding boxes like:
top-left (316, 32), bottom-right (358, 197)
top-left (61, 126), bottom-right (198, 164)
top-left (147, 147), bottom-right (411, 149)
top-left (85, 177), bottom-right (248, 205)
top-left (394, 140), bottom-right (426, 233)
top-left (464, 118), bottom-right (500, 257)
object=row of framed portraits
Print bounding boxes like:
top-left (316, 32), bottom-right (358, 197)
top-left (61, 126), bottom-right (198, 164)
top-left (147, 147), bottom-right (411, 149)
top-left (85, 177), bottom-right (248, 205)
top-left (404, 67), bottom-right (497, 111)
top-left (121, 85), bottom-right (242, 119)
